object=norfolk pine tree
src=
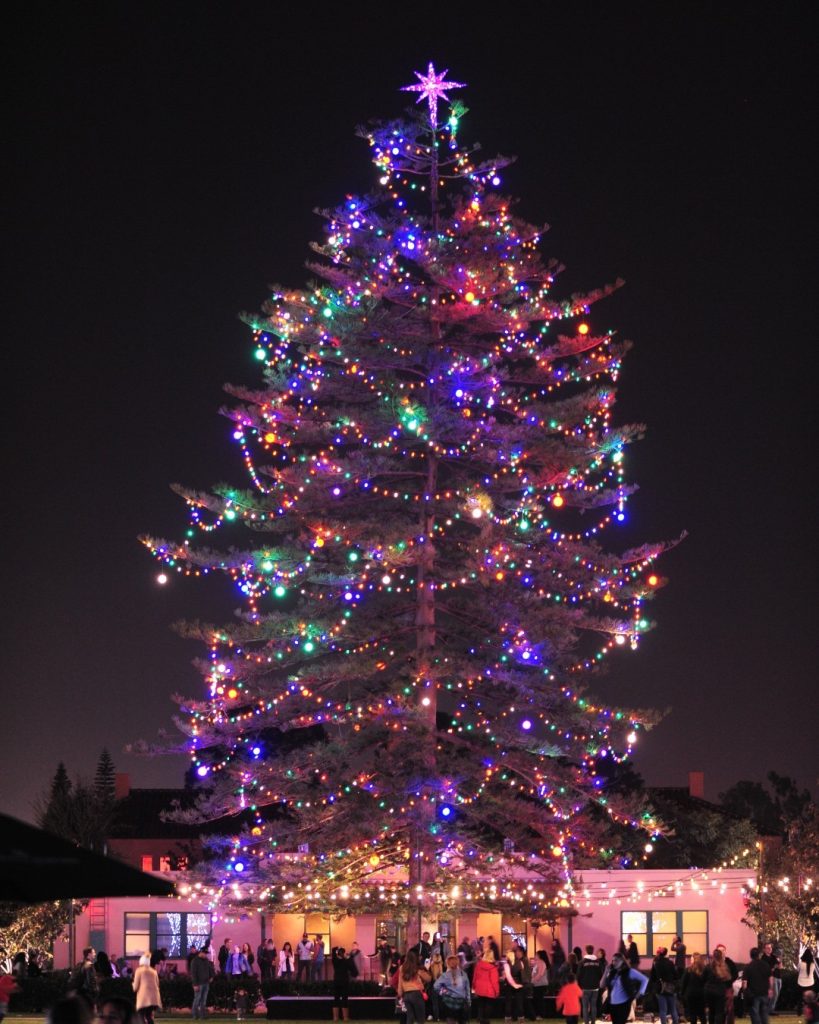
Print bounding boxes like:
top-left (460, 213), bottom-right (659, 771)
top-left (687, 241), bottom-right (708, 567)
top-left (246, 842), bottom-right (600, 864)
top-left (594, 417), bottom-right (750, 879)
top-left (143, 66), bottom-right (674, 925)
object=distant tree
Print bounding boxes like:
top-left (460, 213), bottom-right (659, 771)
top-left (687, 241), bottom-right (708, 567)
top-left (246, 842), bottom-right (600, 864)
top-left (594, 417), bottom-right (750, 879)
top-left (94, 748), bottom-right (116, 807)
top-left (34, 760), bottom-right (118, 853)
top-left (719, 771), bottom-right (811, 836)
top-left (736, 776), bottom-right (819, 958)
top-left (0, 899), bottom-right (84, 969)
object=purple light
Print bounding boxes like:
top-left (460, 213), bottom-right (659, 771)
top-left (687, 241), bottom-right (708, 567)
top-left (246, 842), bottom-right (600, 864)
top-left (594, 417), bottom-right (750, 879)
top-left (521, 719), bottom-right (532, 731)
top-left (197, 765), bottom-right (209, 777)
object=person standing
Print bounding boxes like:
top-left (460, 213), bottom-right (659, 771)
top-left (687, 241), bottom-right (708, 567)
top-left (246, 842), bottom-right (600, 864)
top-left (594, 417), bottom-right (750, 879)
top-left (72, 948), bottom-right (100, 1012)
top-left (557, 972), bottom-right (583, 1024)
top-left (702, 949), bottom-right (733, 1024)
top-left (412, 932), bottom-right (433, 965)
top-left (241, 944), bottom-right (255, 975)
top-left (473, 949), bottom-right (500, 1024)
top-left (650, 947), bottom-right (679, 1024)
top-left (681, 954), bottom-right (707, 1024)
top-left (671, 939), bottom-right (687, 975)
top-left (531, 950), bottom-right (550, 1020)
top-left (797, 946), bottom-right (819, 1014)
top-left (435, 954), bottom-right (471, 1024)
top-left (397, 950), bottom-right (431, 1024)
top-left (760, 944), bottom-right (780, 1016)
top-left (625, 938), bottom-right (640, 970)
top-left (601, 953), bottom-right (648, 1024)
top-left (278, 942), bottom-right (295, 980)
top-left (714, 946), bottom-right (738, 1024)
top-left (577, 945), bottom-right (603, 1024)
top-left (331, 946), bottom-right (359, 1022)
top-left (742, 948), bottom-right (771, 1024)
top-left (133, 954), bottom-right (162, 1024)
top-left (218, 940), bottom-right (231, 975)
top-left (296, 933), bottom-right (314, 985)
top-left (191, 946), bottom-right (215, 1020)
top-left (311, 935), bottom-right (326, 982)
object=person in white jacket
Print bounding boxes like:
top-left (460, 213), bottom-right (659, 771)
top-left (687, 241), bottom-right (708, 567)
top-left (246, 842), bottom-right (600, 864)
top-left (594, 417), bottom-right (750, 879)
top-left (279, 942), bottom-right (295, 979)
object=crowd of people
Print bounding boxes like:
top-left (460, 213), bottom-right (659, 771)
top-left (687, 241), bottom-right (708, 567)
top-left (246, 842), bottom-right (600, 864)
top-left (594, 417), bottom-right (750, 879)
top-left (1, 932), bottom-right (817, 1024)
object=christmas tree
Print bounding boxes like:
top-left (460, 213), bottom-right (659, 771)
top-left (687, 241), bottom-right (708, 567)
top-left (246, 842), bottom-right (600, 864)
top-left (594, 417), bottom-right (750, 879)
top-left (144, 65), bottom-right (670, 923)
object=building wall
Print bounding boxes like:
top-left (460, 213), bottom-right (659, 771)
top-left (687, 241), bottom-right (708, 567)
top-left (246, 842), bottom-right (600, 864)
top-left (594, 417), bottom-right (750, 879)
top-left (55, 868), bottom-right (755, 973)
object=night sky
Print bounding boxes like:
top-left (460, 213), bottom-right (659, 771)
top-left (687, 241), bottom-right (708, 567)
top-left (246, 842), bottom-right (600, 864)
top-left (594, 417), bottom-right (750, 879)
top-left (3, 5), bottom-right (816, 825)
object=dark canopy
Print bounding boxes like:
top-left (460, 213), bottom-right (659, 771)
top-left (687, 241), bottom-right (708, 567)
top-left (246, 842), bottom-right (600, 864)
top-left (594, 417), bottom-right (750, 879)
top-left (0, 812), bottom-right (176, 902)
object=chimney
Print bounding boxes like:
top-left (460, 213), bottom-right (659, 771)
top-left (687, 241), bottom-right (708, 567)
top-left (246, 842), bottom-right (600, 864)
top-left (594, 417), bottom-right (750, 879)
top-left (688, 771), bottom-right (704, 799)
top-left (115, 772), bottom-right (131, 800)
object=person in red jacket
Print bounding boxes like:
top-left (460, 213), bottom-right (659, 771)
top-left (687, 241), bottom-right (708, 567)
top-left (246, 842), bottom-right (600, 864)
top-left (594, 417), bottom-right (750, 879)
top-left (557, 972), bottom-right (583, 1024)
top-left (472, 949), bottom-right (500, 1024)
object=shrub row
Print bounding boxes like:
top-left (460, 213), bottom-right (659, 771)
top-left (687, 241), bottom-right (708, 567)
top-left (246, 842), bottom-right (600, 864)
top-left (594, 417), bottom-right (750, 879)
top-left (9, 970), bottom-right (383, 1012)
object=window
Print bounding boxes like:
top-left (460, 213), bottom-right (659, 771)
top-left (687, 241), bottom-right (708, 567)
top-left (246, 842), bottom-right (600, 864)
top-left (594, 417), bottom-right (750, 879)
top-left (621, 910), bottom-right (708, 958)
top-left (501, 914), bottom-right (528, 955)
top-left (124, 911), bottom-right (212, 958)
top-left (376, 918), bottom-right (404, 952)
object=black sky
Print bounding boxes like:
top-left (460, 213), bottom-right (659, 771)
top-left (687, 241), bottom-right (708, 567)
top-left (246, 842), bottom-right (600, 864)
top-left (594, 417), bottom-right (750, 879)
top-left (2, 4), bottom-right (816, 824)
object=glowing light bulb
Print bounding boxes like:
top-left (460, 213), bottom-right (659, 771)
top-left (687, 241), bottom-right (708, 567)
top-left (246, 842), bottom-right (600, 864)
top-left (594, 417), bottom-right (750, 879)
top-left (552, 494), bottom-right (564, 508)
top-left (156, 573), bottom-right (168, 585)
top-left (578, 322), bottom-right (590, 335)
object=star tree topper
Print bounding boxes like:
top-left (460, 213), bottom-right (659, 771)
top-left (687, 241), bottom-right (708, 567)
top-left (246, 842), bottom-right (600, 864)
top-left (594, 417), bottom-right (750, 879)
top-left (401, 62), bottom-right (466, 130)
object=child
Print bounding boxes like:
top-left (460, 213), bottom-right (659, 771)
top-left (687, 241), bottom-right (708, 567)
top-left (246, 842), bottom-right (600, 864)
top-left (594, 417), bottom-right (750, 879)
top-left (0, 973), bottom-right (20, 1024)
top-left (556, 971), bottom-right (583, 1024)
top-left (803, 991), bottom-right (818, 1024)
top-left (235, 985), bottom-right (249, 1021)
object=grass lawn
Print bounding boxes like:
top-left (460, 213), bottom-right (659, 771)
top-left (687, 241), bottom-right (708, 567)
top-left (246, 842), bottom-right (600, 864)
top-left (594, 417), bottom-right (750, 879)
top-left (4, 1018), bottom-right (806, 1024)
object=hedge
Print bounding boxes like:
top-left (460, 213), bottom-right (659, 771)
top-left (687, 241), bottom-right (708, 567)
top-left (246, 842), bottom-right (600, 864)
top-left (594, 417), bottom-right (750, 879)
top-left (8, 970), bottom-right (382, 1012)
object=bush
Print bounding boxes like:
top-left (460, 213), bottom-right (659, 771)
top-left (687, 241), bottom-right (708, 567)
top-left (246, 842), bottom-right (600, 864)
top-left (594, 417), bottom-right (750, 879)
top-left (8, 969), bottom-right (383, 1012)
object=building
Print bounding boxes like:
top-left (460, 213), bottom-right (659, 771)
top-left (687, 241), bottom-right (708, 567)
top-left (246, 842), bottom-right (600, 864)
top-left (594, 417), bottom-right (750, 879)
top-left (53, 774), bottom-right (758, 972)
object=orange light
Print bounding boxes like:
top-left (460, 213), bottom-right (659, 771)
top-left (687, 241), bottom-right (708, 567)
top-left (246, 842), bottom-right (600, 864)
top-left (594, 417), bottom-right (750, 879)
top-left (369, 854), bottom-right (381, 867)
top-left (264, 432), bottom-right (276, 443)
top-left (551, 845), bottom-right (563, 858)
top-left (227, 688), bottom-right (239, 700)
top-left (314, 536), bottom-right (325, 547)
top-left (495, 571), bottom-right (505, 581)
top-left (552, 494), bottom-right (565, 508)
top-left (648, 574), bottom-right (659, 586)
top-left (578, 322), bottom-right (590, 335)
top-left (464, 291), bottom-right (475, 303)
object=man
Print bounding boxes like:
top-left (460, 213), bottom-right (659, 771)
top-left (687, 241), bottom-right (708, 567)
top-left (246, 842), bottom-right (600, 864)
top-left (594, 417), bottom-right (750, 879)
top-left (458, 936), bottom-right (475, 980)
top-left (761, 943), bottom-right (781, 1015)
top-left (312, 934), bottom-right (326, 982)
top-left (625, 935), bottom-right (640, 969)
top-left (671, 937), bottom-right (687, 974)
top-left (411, 931), bottom-right (432, 964)
top-left (218, 938), bottom-right (231, 974)
top-left (743, 948), bottom-right (771, 1024)
top-left (296, 933), bottom-right (314, 984)
top-left (191, 946), bottom-right (215, 1020)
top-left (578, 944), bottom-right (604, 1024)
top-left (72, 947), bottom-right (99, 1011)
top-left (258, 939), bottom-right (276, 982)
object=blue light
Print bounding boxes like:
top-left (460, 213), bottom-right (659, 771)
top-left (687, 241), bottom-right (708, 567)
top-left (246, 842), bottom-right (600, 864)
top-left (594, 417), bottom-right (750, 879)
top-left (251, 746), bottom-right (262, 758)
top-left (234, 861), bottom-right (245, 873)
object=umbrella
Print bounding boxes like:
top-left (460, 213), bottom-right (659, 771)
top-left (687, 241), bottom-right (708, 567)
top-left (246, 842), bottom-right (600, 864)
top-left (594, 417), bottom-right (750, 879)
top-left (0, 812), bottom-right (176, 902)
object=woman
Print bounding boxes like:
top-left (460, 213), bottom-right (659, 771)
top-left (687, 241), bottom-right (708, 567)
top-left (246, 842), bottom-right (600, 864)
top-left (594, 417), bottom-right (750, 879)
top-left (702, 949), bottom-right (732, 1024)
top-left (552, 941), bottom-right (566, 973)
top-left (601, 952), bottom-right (648, 1024)
top-left (435, 954), bottom-right (471, 1024)
top-left (241, 943), bottom-right (255, 975)
top-left (429, 951), bottom-right (445, 1022)
top-left (650, 947), bottom-right (679, 1024)
top-left (681, 954), bottom-right (707, 1024)
top-left (432, 933), bottom-right (449, 960)
top-left (513, 947), bottom-right (535, 1021)
top-left (279, 942), bottom-right (295, 979)
top-left (473, 949), bottom-right (500, 1024)
top-left (501, 951), bottom-right (524, 1022)
top-left (397, 950), bottom-right (432, 1024)
top-left (531, 950), bottom-right (550, 1020)
top-left (797, 946), bottom-right (819, 1013)
top-left (132, 953), bottom-right (162, 1024)
top-left (332, 946), bottom-right (360, 1022)
top-left (95, 951), bottom-right (114, 980)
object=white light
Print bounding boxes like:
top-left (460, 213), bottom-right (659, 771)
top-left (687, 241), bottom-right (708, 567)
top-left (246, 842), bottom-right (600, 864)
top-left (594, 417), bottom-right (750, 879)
top-left (627, 731), bottom-right (637, 744)
top-left (156, 573), bottom-right (168, 585)
top-left (471, 507), bottom-right (483, 519)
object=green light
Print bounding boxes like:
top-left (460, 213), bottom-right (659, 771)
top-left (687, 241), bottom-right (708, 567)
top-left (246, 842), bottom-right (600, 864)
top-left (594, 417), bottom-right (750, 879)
top-left (303, 640), bottom-right (315, 653)
top-left (254, 348), bottom-right (267, 361)
top-left (261, 559), bottom-right (274, 573)
top-left (274, 585), bottom-right (287, 598)
top-left (323, 307), bottom-right (333, 318)
top-left (519, 519), bottom-right (530, 532)
top-left (348, 551), bottom-right (359, 562)
top-left (224, 509), bottom-right (236, 520)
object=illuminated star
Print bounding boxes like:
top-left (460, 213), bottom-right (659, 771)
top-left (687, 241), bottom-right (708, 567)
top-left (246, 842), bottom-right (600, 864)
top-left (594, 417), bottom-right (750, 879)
top-left (401, 62), bottom-right (466, 130)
